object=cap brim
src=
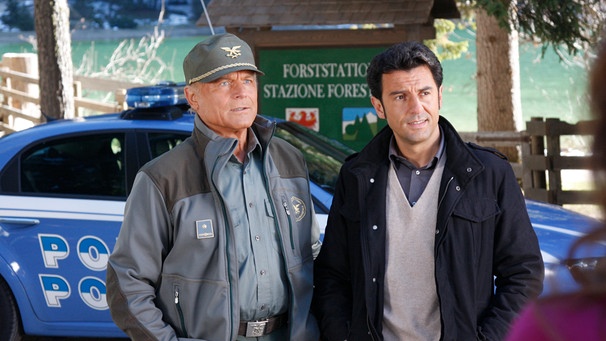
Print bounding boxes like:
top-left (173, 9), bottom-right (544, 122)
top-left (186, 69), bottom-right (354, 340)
top-left (190, 65), bottom-right (264, 84)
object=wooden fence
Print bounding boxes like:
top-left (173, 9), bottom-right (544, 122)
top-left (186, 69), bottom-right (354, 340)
top-left (462, 117), bottom-right (597, 206)
top-left (522, 117), bottom-right (596, 205)
top-left (0, 53), bottom-right (146, 135)
top-left (0, 54), bottom-right (597, 206)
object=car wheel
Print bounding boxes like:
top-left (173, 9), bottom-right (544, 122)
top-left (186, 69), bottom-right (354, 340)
top-left (0, 277), bottom-right (23, 341)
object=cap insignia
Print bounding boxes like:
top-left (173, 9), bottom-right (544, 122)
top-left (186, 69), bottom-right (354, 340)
top-left (221, 46), bottom-right (242, 59)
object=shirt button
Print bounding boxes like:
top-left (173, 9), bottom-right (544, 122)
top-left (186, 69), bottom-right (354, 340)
top-left (261, 304), bottom-right (268, 310)
top-left (260, 270), bottom-right (266, 276)
top-left (255, 235), bottom-right (260, 241)
top-left (372, 277), bottom-right (376, 283)
top-left (456, 186), bottom-right (461, 191)
top-left (370, 178), bottom-right (375, 183)
top-left (249, 202), bottom-right (253, 208)
top-left (436, 229), bottom-right (440, 234)
top-left (467, 167), bottom-right (472, 172)
top-left (415, 170), bottom-right (420, 175)
top-left (372, 225), bottom-right (378, 230)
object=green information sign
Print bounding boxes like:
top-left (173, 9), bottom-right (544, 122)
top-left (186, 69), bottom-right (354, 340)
top-left (258, 46), bottom-right (388, 151)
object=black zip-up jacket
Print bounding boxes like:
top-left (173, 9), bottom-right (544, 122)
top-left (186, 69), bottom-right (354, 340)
top-left (313, 117), bottom-right (544, 341)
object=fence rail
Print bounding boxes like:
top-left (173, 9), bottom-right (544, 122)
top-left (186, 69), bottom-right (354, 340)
top-left (0, 53), bottom-right (146, 135)
top-left (523, 117), bottom-right (596, 205)
top-left (458, 130), bottom-right (529, 180)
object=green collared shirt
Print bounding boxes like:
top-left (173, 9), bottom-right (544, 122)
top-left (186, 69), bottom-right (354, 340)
top-left (218, 129), bottom-right (288, 327)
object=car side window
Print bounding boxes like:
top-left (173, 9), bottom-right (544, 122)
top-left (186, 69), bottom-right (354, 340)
top-left (148, 132), bottom-right (189, 159)
top-left (20, 133), bottom-right (126, 197)
top-left (275, 127), bottom-right (344, 194)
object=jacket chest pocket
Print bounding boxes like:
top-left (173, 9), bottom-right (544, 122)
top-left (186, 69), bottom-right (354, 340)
top-left (452, 198), bottom-right (500, 224)
top-left (451, 198), bottom-right (501, 264)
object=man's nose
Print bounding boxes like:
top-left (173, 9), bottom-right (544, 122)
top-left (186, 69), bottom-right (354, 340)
top-left (409, 95), bottom-right (424, 114)
top-left (232, 81), bottom-right (248, 97)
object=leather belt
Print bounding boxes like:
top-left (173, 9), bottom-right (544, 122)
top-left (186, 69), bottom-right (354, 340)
top-left (238, 313), bottom-right (288, 337)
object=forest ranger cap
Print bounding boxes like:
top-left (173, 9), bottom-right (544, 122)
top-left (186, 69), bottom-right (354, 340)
top-left (183, 33), bottom-right (264, 84)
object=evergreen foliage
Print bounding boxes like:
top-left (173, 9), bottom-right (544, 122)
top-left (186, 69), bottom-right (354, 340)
top-left (0, 0), bottom-right (34, 31)
top-left (469, 0), bottom-right (605, 56)
top-left (425, 19), bottom-right (470, 61)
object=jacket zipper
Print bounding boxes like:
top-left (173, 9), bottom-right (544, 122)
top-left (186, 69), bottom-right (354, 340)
top-left (212, 158), bottom-right (236, 340)
top-left (281, 197), bottom-right (295, 250)
top-left (220, 206), bottom-right (235, 338)
top-left (434, 175), bottom-right (455, 334)
top-left (366, 315), bottom-right (378, 341)
top-left (438, 176), bottom-right (455, 209)
top-left (174, 287), bottom-right (188, 337)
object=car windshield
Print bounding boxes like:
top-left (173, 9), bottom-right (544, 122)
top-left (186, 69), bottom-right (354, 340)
top-left (274, 122), bottom-right (355, 194)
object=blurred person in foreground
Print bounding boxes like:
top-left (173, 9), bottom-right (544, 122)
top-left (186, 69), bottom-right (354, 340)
top-left (106, 33), bottom-right (321, 340)
top-left (312, 41), bottom-right (544, 341)
top-left (505, 40), bottom-right (606, 341)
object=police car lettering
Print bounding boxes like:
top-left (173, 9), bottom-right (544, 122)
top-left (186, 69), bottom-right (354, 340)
top-left (39, 234), bottom-right (69, 268)
top-left (39, 274), bottom-right (70, 307)
top-left (78, 236), bottom-right (110, 271)
top-left (38, 234), bottom-right (110, 310)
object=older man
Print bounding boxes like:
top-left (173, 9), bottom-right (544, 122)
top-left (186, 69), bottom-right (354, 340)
top-left (107, 33), bottom-right (321, 341)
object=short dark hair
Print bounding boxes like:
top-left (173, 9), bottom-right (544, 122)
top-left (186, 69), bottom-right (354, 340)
top-left (366, 41), bottom-right (443, 99)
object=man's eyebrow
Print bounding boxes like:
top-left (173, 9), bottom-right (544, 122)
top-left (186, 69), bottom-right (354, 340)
top-left (388, 85), bottom-right (433, 96)
top-left (388, 89), bottom-right (408, 96)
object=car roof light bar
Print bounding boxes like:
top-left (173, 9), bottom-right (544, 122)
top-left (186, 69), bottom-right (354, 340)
top-left (126, 82), bottom-right (187, 108)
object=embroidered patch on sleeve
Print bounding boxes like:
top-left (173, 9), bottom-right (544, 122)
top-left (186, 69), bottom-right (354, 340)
top-left (291, 196), bottom-right (306, 222)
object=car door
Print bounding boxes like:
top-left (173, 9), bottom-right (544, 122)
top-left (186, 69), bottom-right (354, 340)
top-left (0, 131), bottom-right (128, 336)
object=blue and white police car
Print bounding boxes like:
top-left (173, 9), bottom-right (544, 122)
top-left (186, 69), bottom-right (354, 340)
top-left (0, 83), bottom-right (603, 340)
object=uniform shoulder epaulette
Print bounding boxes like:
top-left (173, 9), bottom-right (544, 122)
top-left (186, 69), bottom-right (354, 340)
top-left (466, 142), bottom-right (508, 160)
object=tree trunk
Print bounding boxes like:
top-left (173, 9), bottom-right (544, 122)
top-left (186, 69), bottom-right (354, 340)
top-left (34, 0), bottom-right (74, 121)
top-left (475, 3), bottom-right (522, 162)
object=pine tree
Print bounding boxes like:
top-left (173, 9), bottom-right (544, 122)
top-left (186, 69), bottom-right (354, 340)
top-left (1, 0), bottom-right (34, 31)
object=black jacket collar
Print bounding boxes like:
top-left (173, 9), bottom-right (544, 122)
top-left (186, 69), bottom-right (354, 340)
top-left (348, 116), bottom-right (484, 187)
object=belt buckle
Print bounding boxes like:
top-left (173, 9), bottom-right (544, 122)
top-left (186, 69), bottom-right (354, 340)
top-left (245, 320), bottom-right (268, 337)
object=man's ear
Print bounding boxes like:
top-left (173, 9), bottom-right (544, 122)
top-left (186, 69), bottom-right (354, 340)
top-left (184, 85), bottom-right (200, 112)
top-left (438, 85), bottom-right (443, 110)
top-left (371, 96), bottom-right (385, 119)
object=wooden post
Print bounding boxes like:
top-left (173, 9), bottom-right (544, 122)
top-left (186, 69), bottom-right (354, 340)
top-left (73, 80), bottom-right (82, 117)
top-left (1, 53), bottom-right (39, 130)
top-left (529, 117), bottom-right (547, 191)
top-left (545, 118), bottom-right (562, 204)
top-left (115, 89), bottom-right (128, 111)
top-left (0, 67), bottom-right (9, 129)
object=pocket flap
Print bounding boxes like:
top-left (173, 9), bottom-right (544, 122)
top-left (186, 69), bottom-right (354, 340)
top-left (453, 198), bottom-right (501, 223)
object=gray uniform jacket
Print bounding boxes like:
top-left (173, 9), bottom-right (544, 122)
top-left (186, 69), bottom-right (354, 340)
top-left (107, 115), bottom-right (321, 341)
